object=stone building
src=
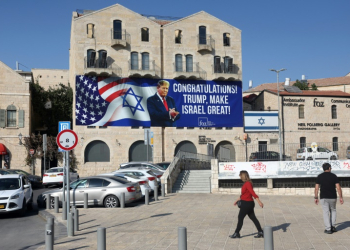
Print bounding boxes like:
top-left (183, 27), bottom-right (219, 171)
top-left (0, 61), bottom-right (32, 171)
top-left (32, 69), bottom-right (69, 90)
top-left (69, 4), bottom-right (244, 176)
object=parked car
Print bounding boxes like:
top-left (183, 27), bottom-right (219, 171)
top-left (155, 162), bottom-right (171, 170)
top-left (42, 167), bottom-right (79, 188)
top-left (38, 175), bottom-right (142, 208)
top-left (120, 162), bottom-right (165, 172)
top-left (98, 172), bottom-right (152, 196)
top-left (5, 169), bottom-right (42, 188)
top-left (0, 169), bottom-right (10, 175)
top-left (249, 151), bottom-right (291, 162)
top-left (113, 169), bottom-right (159, 192)
top-left (0, 174), bottom-right (33, 215)
top-left (297, 147), bottom-right (338, 161)
top-left (118, 167), bottom-right (163, 187)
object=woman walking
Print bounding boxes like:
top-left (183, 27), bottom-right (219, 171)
top-left (230, 170), bottom-right (264, 238)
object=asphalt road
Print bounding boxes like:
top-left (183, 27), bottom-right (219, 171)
top-left (0, 187), bottom-right (65, 250)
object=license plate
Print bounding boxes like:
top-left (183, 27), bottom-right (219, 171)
top-left (50, 175), bottom-right (56, 177)
top-left (0, 205), bottom-right (4, 209)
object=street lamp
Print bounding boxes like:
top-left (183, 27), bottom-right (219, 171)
top-left (18, 133), bottom-right (23, 145)
top-left (270, 68), bottom-right (286, 161)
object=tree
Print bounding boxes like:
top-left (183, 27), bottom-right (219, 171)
top-left (311, 83), bottom-right (318, 90)
top-left (293, 79), bottom-right (309, 90)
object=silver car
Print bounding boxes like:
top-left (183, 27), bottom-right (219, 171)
top-left (40, 176), bottom-right (142, 208)
top-left (120, 162), bottom-right (165, 172)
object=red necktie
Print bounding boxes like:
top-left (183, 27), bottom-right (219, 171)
top-left (162, 97), bottom-right (168, 111)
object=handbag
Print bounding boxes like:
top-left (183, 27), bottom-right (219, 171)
top-left (237, 200), bottom-right (242, 208)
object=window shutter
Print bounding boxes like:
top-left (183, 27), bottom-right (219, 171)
top-left (18, 110), bottom-right (24, 128)
top-left (0, 109), bottom-right (5, 128)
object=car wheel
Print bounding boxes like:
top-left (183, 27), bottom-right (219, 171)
top-left (104, 195), bottom-right (119, 208)
top-left (330, 156), bottom-right (337, 160)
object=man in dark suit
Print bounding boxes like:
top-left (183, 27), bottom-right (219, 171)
top-left (147, 80), bottom-right (180, 127)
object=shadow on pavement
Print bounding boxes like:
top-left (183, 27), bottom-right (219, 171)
top-left (273, 223), bottom-right (291, 232)
top-left (336, 221), bottom-right (350, 231)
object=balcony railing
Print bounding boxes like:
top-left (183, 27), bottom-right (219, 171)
top-left (197, 35), bottom-right (215, 52)
top-left (84, 57), bottom-right (122, 76)
top-left (173, 61), bottom-right (206, 79)
top-left (110, 29), bottom-right (130, 47)
top-left (212, 63), bottom-right (240, 80)
top-left (128, 60), bottom-right (160, 78)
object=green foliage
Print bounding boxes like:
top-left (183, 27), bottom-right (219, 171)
top-left (293, 79), bottom-right (309, 90)
top-left (30, 82), bottom-right (73, 135)
top-left (311, 83), bottom-right (318, 90)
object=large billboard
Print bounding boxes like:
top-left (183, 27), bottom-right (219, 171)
top-left (75, 76), bottom-right (243, 127)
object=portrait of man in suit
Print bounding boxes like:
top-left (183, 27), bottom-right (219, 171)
top-left (147, 80), bottom-right (180, 127)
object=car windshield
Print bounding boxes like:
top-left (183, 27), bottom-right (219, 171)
top-left (47, 168), bottom-right (63, 173)
top-left (124, 174), bottom-right (140, 179)
top-left (70, 179), bottom-right (88, 189)
top-left (13, 170), bottom-right (29, 175)
top-left (147, 170), bottom-right (157, 176)
top-left (0, 178), bottom-right (21, 190)
top-left (156, 163), bottom-right (170, 169)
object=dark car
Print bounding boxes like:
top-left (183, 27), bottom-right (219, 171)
top-left (249, 151), bottom-right (291, 162)
top-left (155, 162), bottom-right (171, 170)
top-left (5, 169), bottom-right (42, 188)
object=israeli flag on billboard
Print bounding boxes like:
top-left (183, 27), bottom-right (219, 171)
top-left (244, 111), bottom-right (279, 132)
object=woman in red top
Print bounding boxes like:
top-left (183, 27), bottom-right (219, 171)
top-left (230, 170), bottom-right (264, 239)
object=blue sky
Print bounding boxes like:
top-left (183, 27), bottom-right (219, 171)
top-left (1, 0), bottom-right (349, 90)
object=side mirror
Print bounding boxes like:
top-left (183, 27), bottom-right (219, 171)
top-left (24, 184), bottom-right (30, 189)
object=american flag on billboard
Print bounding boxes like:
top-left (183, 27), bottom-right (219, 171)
top-left (75, 75), bottom-right (156, 126)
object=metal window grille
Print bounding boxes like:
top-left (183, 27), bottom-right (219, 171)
top-left (333, 137), bottom-right (338, 151)
top-left (332, 105), bottom-right (337, 119)
top-left (300, 137), bottom-right (306, 148)
top-left (299, 105), bottom-right (304, 118)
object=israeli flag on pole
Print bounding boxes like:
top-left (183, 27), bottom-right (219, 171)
top-left (244, 111), bottom-right (279, 132)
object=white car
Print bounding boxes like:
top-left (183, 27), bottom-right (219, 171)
top-left (113, 169), bottom-right (159, 192)
top-left (0, 174), bottom-right (33, 215)
top-left (122, 167), bottom-right (163, 187)
top-left (120, 162), bottom-right (166, 172)
top-left (42, 167), bottom-right (79, 188)
top-left (297, 147), bottom-right (338, 161)
top-left (99, 172), bottom-right (152, 196)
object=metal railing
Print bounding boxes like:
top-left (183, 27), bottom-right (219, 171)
top-left (128, 60), bottom-right (160, 76)
top-left (173, 61), bottom-right (207, 79)
top-left (84, 57), bottom-right (122, 75)
top-left (197, 35), bottom-right (215, 49)
top-left (110, 29), bottom-right (130, 43)
top-left (213, 63), bottom-right (238, 74)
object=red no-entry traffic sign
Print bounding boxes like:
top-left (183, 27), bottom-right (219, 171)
top-left (56, 129), bottom-right (78, 151)
top-left (29, 149), bottom-right (35, 155)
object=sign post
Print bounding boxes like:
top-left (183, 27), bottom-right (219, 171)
top-left (57, 129), bottom-right (78, 237)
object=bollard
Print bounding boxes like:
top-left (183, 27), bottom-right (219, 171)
top-left (62, 202), bottom-right (67, 220)
top-left (154, 185), bottom-right (158, 201)
top-left (264, 226), bottom-right (274, 250)
top-left (178, 227), bottom-right (187, 250)
top-left (68, 212), bottom-right (74, 237)
top-left (84, 193), bottom-right (88, 209)
top-left (47, 217), bottom-right (55, 238)
top-left (45, 223), bottom-right (54, 250)
top-left (161, 183), bottom-right (165, 197)
top-left (54, 196), bottom-right (59, 213)
top-left (74, 208), bottom-right (79, 231)
top-left (97, 227), bottom-right (106, 250)
top-left (120, 193), bottom-right (125, 208)
top-left (46, 194), bottom-right (51, 210)
top-left (145, 189), bottom-right (149, 205)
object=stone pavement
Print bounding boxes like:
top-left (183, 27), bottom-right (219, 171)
top-left (36, 194), bottom-right (350, 250)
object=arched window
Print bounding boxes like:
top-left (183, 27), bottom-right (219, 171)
top-left (332, 105), bottom-right (337, 119)
top-left (185, 55), bottom-right (193, 72)
top-left (299, 105), bottom-right (304, 119)
top-left (300, 137), bottom-right (306, 148)
top-left (175, 54), bottom-right (183, 72)
top-left (129, 141), bottom-right (152, 161)
top-left (174, 141), bottom-right (197, 156)
top-left (224, 56), bottom-right (233, 73)
top-left (87, 49), bottom-right (96, 68)
top-left (175, 30), bottom-right (182, 44)
top-left (87, 23), bottom-right (94, 38)
top-left (131, 52), bottom-right (139, 70)
top-left (223, 33), bottom-right (230, 46)
top-left (333, 137), bottom-right (338, 151)
top-left (98, 50), bottom-right (107, 68)
top-left (84, 140), bottom-right (110, 162)
top-left (6, 105), bottom-right (17, 127)
top-left (141, 52), bottom-right (149, 70)
top-left (113, 20), bottom-right (122, 39)
top-left (141, 27), bottom-right (149, 42)
top-left (199, 26), bottom-right (207, 44)
top-left (214, 56), bottom-right (221, 73)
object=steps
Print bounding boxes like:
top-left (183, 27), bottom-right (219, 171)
top-left (172, 170), bottom-right (211, 193)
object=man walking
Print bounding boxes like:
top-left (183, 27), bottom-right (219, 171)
top-left (314, 163), bottom-right (344, 234)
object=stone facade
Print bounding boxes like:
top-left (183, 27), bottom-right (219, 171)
top-left (0, 61), bottom-right (32, 172)
top-left (32, 69), bottom-right (69, 90)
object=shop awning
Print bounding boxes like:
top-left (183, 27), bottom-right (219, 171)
top-left (0, 143), bottom-right (7, 155)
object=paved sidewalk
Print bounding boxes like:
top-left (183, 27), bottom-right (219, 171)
top-left (36, 194), bottom-right (350, 250)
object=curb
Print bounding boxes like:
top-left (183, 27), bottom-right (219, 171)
top-left (38, 209), bottom-right (65, 226)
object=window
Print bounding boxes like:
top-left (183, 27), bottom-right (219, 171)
top-left (175, 54), bottom-right (183, 72)
top-left (298, 105), bottom-right (304, 119)
top-left (332, 105), bottom-right (337, 119)
top-left (131, 52), bottom-right (139, 70)
top-left (223, 57), bottom-right (233, 73)
top-left (141, 52), bottom-right (149, 70)
top-left (87, 49), bottom-right (96, 68)
top-left (87, 23), bottom-right (94, 38)
top-left (333, 137), bottom-right (338, 151)
top-left (175, 30), bottom-right (182, 44)
top-left (214, 56), bottom-right (221, 73)
top-left (98, 50), bottom-right (107, 68)
top-left (88, 178), bottom-right (105, 188)
top-left (199, 26), bottom-right (207, 44)
top-left (223, 33), bottom-right (230, 46)
top-left (113, 20), bottom-right (122, 39)
top-left (85, 140), bottom-right (110, 162)
top-left (141, 27), bottom-right (149, 42)
top-left (185, 55), bottom-right (193, 72)
top-left (6, 105), bottom-right (16, 127)
top-left (300, 137), bottom-right (306, 148)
